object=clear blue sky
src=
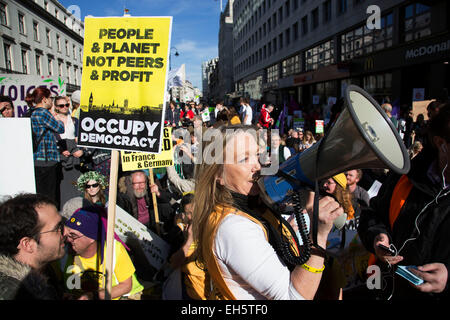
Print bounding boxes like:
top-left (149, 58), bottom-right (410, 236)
top-left (59, 0), bottom-right (223, 89)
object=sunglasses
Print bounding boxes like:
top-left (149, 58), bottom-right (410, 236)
top-left (85, 183), bottom-right (99, 189)
top-left (56, 103), bottom-right (70, 108)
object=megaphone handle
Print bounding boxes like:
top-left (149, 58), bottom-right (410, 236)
top-left (311, 138), bottom-right (328, 255)
top-left (312, 179), bottom-right (320, 248)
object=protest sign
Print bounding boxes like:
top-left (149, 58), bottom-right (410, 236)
top-left (412, 99), bottom-right (432, 121)
top-left (293, 110), bottom-right (302, 118)
top-left (115, 205), bottom-right (170, 270)
top-left (412, 88), bottom-right (425, 102)
top-left (77, 17), bottom-right (172, 153)
top-left (121, 127), bottom-right (174, 171)
top-left (0, 75), bottom-right (66, 117)
top-left (315, 120), bottom-right (324, 134)
top-left (293, 118), bottom-right (305, 130)
top-left (0, 118), bottom-right (36, 197)
top-left (201, 110), bottom-right (210, 122)
top-left (327, 96), bottom-right (337, 107)
top-left (312, 95), bottom-right (320, 105)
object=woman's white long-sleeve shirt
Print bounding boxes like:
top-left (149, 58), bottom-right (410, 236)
top-left (213, 214), bottom-right (305, 300)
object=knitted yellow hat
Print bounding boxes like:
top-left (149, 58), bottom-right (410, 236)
top-left (332, 173), bottom-right (347, 189)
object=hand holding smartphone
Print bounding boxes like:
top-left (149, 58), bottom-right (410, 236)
top-left (395, 265), bottom-right (424, 286)
top-left (377, 244), bottom-right (396, 256)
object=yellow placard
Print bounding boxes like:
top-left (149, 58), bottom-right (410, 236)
top-left (121, 127), bottom-right (174, 171)
top-left (77, 16), bottom-right (172, 153)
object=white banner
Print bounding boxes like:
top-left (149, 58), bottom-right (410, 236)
top-left (0, 74), bottom-right (66, 117)
top-left (114, 205), bottom-right (170, 270)
top-left (0, 118), bottom-right (36, 198)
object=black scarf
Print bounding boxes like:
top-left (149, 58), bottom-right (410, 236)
top-left (230, 192), bottom-right (297, 270)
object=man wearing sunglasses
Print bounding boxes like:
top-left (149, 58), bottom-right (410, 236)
top-left (0, 193), bottom-right (66, 299)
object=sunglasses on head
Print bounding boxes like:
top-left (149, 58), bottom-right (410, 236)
top-left (56, 103), bottom-right (70, 108)
top-left (85, 183), bottom-right (99, 189)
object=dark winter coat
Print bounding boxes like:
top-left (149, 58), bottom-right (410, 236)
top-left (0, 255), bottom-right (57, 300)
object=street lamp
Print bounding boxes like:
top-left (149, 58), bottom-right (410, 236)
top-left (170, 46), bottom-right (179, 71)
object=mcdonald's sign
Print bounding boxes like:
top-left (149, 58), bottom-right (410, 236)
top-left (364, 57), bottom-right (374, 70)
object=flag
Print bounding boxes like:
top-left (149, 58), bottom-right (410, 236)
top-left (167, 64), bottom-right (185, 89)
top-left (275, 103), bottom-right (287, 135)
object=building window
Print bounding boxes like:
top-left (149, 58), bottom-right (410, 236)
top-left (301, 16), bottom-right (308, 35)
top-left (323, 0), bottom-right (332, 23)
top-left (74, 66), bottom-right (78, 85)
top-left (65, 40), bottom-right (70, 56)
top-left (282, 54), bottom-right (301, 77)
top-left (35, 54), bottom-right (41, 75)
top-left (285, 28), bottom-right (291, 46)
top-left (3, 43), bottom-right (12, 70)
top-left (266, 63), bottom-right (279, 83)
top-left (293, 22), bottom-right (299, 40)
top-left (305, 39), bottom-right (334, 71)
top-left (279, 33), bottom-right (283, 50)
top-left (73, 45), bottom-right (77, 60)
top-left (363, 72), bottom-right (392, 96)
top-left (293, 0), bottom-right (298, 11)
top-left (21, 49), bottom-right (28, 74)
top-left (47, 57), bottom-right (53, 75)
top-left (33, 21), bottom-right (39, 41)
top-left (0, 2), bottom-right (7, 26)
top-left (67, 65), bottom-right (71, 82)
top-left (278, 7), bottom-right (283, 22)
top-left (404, 3), bottom-right (431, 42)
top-left (338, 0), bottom-right (347, 15)
top-left (340, 12), bottom-right (393, 61)
top-left (56, 35), bottom-right (61, 52)
top-left (58, 61), bottom-right (63, 77)
top-left (311, 8), bottom-right (319, 30)
top-left (46, 28), bottom-right (51, 47)
top-left (285, 1), bottom-right (290, 17)
top-left (18, 13), bottom-right (26, 34)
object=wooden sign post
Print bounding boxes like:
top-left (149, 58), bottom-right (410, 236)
top-left (104, 150), bottom-right (119, 300)
top-left (148, 168), bottom-right (161, 236)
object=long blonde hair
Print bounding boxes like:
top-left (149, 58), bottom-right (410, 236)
top-left (192, 124), bottom-right (259, 265)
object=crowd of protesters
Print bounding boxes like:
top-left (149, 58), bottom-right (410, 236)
top-left (0, 86), bottom-right (449, 300)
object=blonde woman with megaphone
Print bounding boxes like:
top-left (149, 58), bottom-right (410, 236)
top-left (190, 124), bottom-right (343, 300)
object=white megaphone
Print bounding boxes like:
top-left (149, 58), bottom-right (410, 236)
top-left (258, 85), bottom-right (410, 229)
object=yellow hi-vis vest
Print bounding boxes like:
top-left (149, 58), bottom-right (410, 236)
top-left (182, 205), bottom-right (299, 300)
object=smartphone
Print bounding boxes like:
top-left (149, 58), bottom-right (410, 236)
top-left (377, 244), bottom-right (395, 256)
top-left (395, 265), bottom-right (424, 286)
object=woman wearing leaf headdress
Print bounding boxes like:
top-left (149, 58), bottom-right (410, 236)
top-left (76, 171), bottom-right (109, 207)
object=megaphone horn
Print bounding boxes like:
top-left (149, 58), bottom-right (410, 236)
top-left (259, 84), bottom-right (410, 206)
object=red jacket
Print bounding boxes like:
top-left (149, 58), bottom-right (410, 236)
top-left (181, 109), bottom-right (195, 120)
top-left (258, 106), bottom-right (272, 128)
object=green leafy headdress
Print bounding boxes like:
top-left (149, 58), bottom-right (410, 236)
top-left (76, 171), bottom-right (108, 192)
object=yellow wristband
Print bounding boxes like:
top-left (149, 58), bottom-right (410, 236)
top-left (301, 263), bottom-right (325, 273)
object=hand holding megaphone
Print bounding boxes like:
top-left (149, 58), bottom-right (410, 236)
top-left (307, 195), bottom-right (345, 244)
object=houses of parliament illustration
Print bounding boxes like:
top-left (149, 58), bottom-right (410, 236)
top-left (81, 92), bottom-right (164, 115)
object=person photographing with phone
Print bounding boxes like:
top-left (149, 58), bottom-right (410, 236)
top-left (358, 102), bottom-right (450, 299)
